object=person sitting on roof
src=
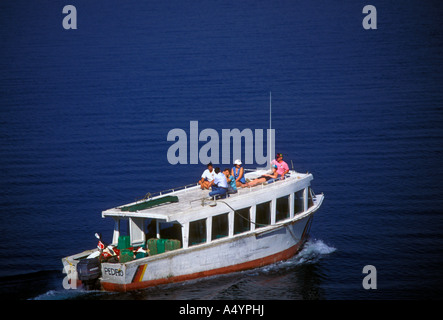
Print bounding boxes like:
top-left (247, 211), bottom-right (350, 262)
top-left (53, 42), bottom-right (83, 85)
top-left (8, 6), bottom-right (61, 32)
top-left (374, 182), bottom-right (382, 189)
top-left (244, 165), bottom-right (279, 187)
top-left (199, 162), bottom-right (216, 190)
top-left (271, 153), bottom-right (290, 179)
top-left (224, 168), bottom-right (237, 194)
top-left (209, 167), bottom-right (229, 198)
top-left (231, 159), bottom-right (246, 187)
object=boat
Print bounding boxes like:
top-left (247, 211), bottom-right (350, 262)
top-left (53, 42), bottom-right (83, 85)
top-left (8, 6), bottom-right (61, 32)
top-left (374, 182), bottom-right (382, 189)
top-left (62, 168), bottom-right (324, 292)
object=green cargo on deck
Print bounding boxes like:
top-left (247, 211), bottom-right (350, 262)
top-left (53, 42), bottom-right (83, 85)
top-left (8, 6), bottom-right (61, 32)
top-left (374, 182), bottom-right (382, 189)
top-left (165, 239), bottom-right (181, 252)
top-left (117, 235), bottom-right (131, 249)
top-left (147, 238), bottom-right (181, 256)
top-left (135, 251), bottom-right (147, 259)
top-left (147, 238), bottom-right (164, 255)
top-left (119, 249), bottom-right (134, 263)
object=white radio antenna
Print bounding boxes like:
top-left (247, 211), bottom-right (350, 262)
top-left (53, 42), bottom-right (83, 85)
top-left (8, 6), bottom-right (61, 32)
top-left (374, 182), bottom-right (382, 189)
top-left (269, 91), bottom-right (272, 167)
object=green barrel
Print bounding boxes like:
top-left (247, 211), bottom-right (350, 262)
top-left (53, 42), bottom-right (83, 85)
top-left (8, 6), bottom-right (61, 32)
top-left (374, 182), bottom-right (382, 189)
top-left (119, 249), bottom-right (134, 263)
top-left (165, 239), bottom-right (181, 252)
top-left (117, 235), bottom-right (131, 249)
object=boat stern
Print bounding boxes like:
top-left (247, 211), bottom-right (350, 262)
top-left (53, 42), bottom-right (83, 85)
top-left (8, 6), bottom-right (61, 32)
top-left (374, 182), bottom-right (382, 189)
top-left (61, 249), bottom-right (99, 289)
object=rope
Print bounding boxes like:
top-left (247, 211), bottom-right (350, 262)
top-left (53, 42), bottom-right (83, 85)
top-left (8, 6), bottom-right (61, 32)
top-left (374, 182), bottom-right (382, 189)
top-left (217, 200), bottom-right (268, 227)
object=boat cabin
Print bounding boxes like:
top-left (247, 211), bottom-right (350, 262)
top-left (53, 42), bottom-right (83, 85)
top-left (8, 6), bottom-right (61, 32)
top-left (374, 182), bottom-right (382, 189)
top-left (101, 170), bottom-right (317, 254)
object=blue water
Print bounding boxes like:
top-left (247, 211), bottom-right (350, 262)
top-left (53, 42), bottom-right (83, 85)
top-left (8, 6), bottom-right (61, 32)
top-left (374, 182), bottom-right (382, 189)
top-left (1, 0), bottom-right (442, 300)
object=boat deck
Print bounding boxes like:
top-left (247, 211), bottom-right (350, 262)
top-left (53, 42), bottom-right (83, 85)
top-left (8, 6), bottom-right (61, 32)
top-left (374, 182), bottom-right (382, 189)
top-left (102, 169), bottom-right (311, 222)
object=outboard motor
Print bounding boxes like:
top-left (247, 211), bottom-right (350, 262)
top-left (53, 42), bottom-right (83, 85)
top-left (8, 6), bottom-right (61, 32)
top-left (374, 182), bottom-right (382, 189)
top-left (77, 257), bottom-right (101, 290)
top-left (76, 232), bottom-right (117, 289)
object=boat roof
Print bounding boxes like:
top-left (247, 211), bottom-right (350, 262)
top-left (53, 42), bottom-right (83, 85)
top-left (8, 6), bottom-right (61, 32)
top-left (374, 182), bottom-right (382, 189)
top-left (102, 169), bottom-right (313, 225)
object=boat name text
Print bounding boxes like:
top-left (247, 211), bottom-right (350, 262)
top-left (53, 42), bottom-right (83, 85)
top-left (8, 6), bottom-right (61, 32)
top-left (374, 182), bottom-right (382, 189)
top-left (103, 267), bottom-right (124, 277)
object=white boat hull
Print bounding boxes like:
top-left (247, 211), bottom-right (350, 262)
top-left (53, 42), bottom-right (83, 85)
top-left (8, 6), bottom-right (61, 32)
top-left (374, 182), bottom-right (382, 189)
top-left (100, 203), bottom-right (319, 292)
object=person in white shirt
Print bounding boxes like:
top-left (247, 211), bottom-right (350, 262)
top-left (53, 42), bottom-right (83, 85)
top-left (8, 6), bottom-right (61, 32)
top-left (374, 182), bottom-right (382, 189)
top-left (199, 162), bottom-right (215, 189)
top-left (209, 167), bottom-right (228, 198)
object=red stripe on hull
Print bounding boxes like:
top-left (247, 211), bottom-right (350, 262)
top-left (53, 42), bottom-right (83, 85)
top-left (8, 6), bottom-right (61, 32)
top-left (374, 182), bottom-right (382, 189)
top-left (101, 239), bottom-right (306, 292)
top-left (132, 264), bottom-right (145, 283)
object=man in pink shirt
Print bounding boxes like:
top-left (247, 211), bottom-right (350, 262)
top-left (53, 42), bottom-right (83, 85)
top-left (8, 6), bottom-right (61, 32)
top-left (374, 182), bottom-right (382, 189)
top-left (272, 153), bottom-right (289, 179)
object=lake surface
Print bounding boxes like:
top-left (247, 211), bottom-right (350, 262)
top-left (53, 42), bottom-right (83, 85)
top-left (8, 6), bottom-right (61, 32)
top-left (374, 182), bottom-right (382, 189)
top-left (0, 0), bottom-right (442, 300)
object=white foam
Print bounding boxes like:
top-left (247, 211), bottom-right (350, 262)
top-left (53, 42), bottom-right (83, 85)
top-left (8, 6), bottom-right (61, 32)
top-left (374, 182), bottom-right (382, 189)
top-left (258, 238), bottom-right (336, 273)
top-left (294, 238), bottom-right (336, 264)
top-left (31, 288), bottom-right (98, 300)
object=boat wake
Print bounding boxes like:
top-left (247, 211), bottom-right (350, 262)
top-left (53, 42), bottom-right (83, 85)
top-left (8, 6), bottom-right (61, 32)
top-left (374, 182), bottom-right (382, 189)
top-left (257, 238), bottom-right (336, 274)
top-left (32, 288), bottom-right (92, 300)
top-left (294, 238), bottom-right (336, 264)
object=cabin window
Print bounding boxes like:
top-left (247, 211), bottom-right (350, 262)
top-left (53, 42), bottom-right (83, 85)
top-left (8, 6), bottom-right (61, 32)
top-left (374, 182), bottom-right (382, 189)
top-left (119, 218), bottom-right (130, 236)
top-left (144, 219), bottom-right (156, 239)
top-left (111, 218), bottom-right (129, 245)
top-left (160, 222), bottom-right (183, 244)
top-left (256, 201), bottom-right (271, 228)
top-left (308, 187), bottom-right (315, 208)
top-left (276, 195), bottom-right (290, 222)
top-left (189, 219), bottom-right (207, 246)
top-left (143, 219), bottom-right (182, 243)
top-left (212, 213), bottom-right (229, 240)
top-left (294, 190), bottom-right (304, 214)
top-left (234, 207), bottom-right (251, 234)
